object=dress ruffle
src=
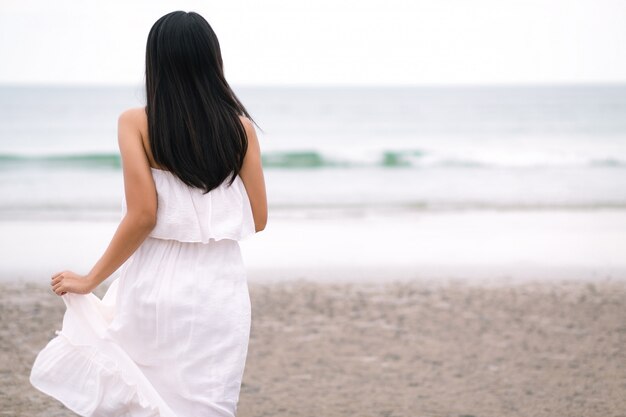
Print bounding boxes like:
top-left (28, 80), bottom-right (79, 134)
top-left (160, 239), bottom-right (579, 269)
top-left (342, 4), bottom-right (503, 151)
top-left (30, 278), bottom-right (178, 417)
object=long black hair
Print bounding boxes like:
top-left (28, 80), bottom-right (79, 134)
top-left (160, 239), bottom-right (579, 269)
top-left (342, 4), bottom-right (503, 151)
top-left (145, 11), bottom-right (258, 194)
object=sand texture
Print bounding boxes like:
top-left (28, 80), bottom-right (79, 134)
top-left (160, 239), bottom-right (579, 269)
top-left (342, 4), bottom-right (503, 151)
top-left (1, 279), bottom-right (625, 417)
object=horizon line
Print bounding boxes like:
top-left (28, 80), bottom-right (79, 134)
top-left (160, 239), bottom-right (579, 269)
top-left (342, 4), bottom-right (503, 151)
top-left (1, 80), bottom-right (626, 89)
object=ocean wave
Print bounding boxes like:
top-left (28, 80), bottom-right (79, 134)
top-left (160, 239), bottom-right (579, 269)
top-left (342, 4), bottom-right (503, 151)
top-left (0, 152), bottom-right (121, 168)
top-left (1, 150), bottom-right (626, 169)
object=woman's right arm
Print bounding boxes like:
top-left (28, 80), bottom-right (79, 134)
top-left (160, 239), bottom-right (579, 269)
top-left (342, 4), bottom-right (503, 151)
top-left (239, 116), bottom-right (267, 232)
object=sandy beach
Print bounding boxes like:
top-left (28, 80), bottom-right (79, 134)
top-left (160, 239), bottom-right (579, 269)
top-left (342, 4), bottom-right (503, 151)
top-left (2, 277), bottom-right (625, 417)
top-left (3, 209), bottom-right (626, 284)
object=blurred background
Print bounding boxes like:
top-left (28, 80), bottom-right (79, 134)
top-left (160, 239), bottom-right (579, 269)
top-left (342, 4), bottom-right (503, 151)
top-left (1, 0), bottom-right (625, 281)
top-left (3, 2), bottom-right (626, 416)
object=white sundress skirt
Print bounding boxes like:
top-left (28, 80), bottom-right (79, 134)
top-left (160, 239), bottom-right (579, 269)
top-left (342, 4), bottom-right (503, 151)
top-left (30, 168), bottom-right (256, 417)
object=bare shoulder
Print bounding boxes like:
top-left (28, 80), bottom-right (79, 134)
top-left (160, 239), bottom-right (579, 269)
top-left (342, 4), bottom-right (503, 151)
top-left (119, 106), bottom-right (146, 123)
top-left (238, 115), bottom-right (254, 132)
top-left (118, 107), bottom-right (148, 131)
top-left (118, 107), bottom-right (149, 148)
top-left (238, 115), bottom-right (259, 145)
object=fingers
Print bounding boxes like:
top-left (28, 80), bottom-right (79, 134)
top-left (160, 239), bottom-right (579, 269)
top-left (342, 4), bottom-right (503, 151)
top-left (50, 271), bottom-right (74, 295)
top-left (51, 273), bottom-right (67, 295)
top-left (51, 274), bottom-right (63, 286)
top-left (51, 271), bottom-right (65, 280)
top-left (52, 281), bottom-right (63, 294)
top-left (53, 286), bottom-right (67, 296)
top-left (51, 272), bottom-right (66, 288)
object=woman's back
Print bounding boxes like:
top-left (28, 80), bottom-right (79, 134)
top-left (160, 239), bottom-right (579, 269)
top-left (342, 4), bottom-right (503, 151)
top-left (120, 108), bottom-right (257, 243)
top-left (137, 166), bottom-right (255, 242)
top-left (29, 11), bottom-right (266, 417)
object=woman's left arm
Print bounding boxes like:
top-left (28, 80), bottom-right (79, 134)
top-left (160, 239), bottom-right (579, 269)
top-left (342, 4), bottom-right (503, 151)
top-left (51, 109), bottom-right (157, 296)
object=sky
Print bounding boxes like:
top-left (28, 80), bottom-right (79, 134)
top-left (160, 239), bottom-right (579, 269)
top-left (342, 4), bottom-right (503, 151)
top-left (0, 0), bottom-right (625, 86)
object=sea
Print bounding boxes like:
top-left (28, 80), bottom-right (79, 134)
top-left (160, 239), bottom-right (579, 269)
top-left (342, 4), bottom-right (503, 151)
top-left (1, 83), bottom-right (626, 221)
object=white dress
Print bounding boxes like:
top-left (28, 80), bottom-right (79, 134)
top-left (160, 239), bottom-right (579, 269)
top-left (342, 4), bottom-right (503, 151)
top-left (30, 167), bottom-right (256, 417)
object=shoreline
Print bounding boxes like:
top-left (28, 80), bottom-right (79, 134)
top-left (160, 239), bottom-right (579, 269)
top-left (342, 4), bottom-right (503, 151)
top-left (2, 208), bottom-right (626, 284)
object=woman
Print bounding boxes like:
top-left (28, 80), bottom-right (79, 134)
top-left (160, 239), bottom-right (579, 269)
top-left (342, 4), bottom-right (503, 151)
top-left (29, 10), bottom-right (267, 417)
